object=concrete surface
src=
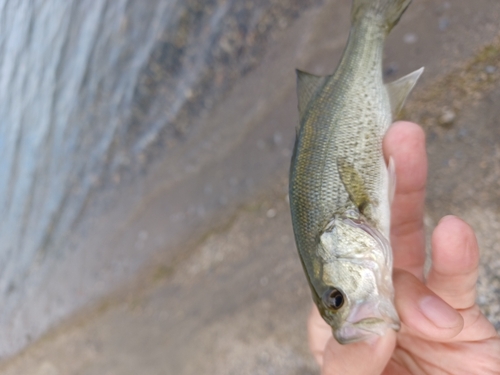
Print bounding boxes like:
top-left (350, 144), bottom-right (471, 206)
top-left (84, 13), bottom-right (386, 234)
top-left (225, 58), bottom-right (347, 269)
top-left (1, 0), bottom-right (500, 373)
top-left (0, 0), bottom-right (325, 357)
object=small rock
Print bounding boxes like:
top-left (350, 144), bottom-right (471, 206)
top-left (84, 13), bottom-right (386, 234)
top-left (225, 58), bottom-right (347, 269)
top-left (438, 17), bottom-right (449, 31)
top-left (36, 362), bottom-right (59, 375)
top-left (403, 33), bottom-right (417, 44)
top-left (384, 62), bottom-right (399, 77)
top-left (438, 108), bottom-right (456, 126)
top-left (273, 131), bottom-right (283, 145)
top-left (485, 65), bottom-right (497, 74)
top-left (266, 208), bottom-right (277, 218)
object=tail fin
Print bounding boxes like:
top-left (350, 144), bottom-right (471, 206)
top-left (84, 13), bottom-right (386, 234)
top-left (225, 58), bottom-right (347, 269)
top-left (351, 0), bottom-right (412, 33)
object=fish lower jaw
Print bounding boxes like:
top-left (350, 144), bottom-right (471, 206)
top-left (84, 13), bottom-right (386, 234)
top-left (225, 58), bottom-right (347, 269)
top-left (333, 318), bottom-right (400, 345)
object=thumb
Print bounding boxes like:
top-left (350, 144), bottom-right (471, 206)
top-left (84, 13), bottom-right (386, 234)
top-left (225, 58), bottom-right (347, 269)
top-left (321, 330), bottom-right (396, 375)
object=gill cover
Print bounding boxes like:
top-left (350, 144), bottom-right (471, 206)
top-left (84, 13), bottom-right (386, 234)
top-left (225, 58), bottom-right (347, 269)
top-left (318, 215), bottom-right (400, 344)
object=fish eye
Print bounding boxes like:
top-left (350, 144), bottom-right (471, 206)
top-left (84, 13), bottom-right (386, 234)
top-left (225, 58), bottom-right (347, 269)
top-left (322, 287), bottom-right (345, 310)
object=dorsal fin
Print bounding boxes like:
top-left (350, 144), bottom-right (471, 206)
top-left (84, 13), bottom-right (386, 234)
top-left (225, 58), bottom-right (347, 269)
top-left (386, 67), bottom-right (424, 117)
top-left (296, 69), bottom-right (327, 120)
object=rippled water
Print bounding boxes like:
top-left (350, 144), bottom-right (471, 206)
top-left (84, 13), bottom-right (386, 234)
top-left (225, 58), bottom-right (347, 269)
top-left (0, 0), bottom-right (321, 358)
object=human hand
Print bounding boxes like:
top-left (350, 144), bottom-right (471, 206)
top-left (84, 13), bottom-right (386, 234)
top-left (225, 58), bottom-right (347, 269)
top-left (308, 121), bottom-right (500, 374)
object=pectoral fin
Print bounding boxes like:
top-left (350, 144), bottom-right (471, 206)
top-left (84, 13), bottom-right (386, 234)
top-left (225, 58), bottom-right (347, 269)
top-left (337, 158), bottom-right (371, 213)
top-left (386, 67), bottom-right (424, 117)
top-left (296, 70), bottom-right (327, 121)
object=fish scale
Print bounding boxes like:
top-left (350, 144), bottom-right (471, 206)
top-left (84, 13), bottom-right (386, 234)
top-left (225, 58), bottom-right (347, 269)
top-left (289, 0), bottom-right (423, 344)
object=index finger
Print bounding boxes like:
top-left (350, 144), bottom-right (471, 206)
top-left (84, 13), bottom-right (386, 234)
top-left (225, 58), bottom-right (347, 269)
top-left (383, 121), bottom-right (427, 279)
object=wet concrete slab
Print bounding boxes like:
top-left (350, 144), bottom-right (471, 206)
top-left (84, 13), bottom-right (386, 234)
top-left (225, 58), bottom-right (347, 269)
top-left (1, 0), bottom-right (500, 373)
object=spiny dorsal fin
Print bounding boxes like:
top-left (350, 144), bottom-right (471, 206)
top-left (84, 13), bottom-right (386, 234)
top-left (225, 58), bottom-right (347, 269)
top-left (337, 158), bottom-right (371, 214)
top-left (296, 69), bottom-right (327, 120)
top-left (386, 67), bottom-right (424, 117)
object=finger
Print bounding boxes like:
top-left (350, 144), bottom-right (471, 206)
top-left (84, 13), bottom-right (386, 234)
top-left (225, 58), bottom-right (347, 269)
top-left (383, 121), bottom-right (427, 279)
top-left (426, 215), bottom-right (479, 310)
top-left (308, 305), bottom-right (333, 367)
top-left (394, 269), bottom-right (464, 341)
top-left (308, 306), bottom-right (396, 374)
top-left (321, 329), bottom-right (396, 375)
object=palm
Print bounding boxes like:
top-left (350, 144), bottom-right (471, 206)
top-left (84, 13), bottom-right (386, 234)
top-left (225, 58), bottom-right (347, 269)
top-left (381, 302), bottom-right (500, 374)
top-left (386, 319), bottom-right (500, 374)
top-left (308, 122), bottom-right (500, 375)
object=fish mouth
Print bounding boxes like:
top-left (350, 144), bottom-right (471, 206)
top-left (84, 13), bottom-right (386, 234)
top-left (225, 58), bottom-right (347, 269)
top-left (334, 298), bottom-right (401, 344)
top-left (333, 318), bottom-right (399, 344)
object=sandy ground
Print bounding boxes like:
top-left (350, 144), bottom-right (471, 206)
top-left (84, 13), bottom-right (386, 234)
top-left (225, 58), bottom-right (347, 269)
top-left (1, 0), bottom-right (500, 373)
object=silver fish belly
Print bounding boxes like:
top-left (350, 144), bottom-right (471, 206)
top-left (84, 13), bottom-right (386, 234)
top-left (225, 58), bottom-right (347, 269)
top-left (289, 0), bottom-right (423, 344)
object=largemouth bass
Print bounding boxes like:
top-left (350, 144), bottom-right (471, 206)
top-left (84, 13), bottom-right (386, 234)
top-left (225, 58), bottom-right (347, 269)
top-left (289, 0), bottom-right (423, 344)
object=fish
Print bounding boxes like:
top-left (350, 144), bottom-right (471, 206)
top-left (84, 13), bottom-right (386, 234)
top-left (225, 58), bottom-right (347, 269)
top-left (289, 0), bottom-right (423, 344)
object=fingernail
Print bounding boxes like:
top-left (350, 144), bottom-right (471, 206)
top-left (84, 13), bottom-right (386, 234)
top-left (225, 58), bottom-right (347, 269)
top-left (419, 296), bottom-right (460, 329)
